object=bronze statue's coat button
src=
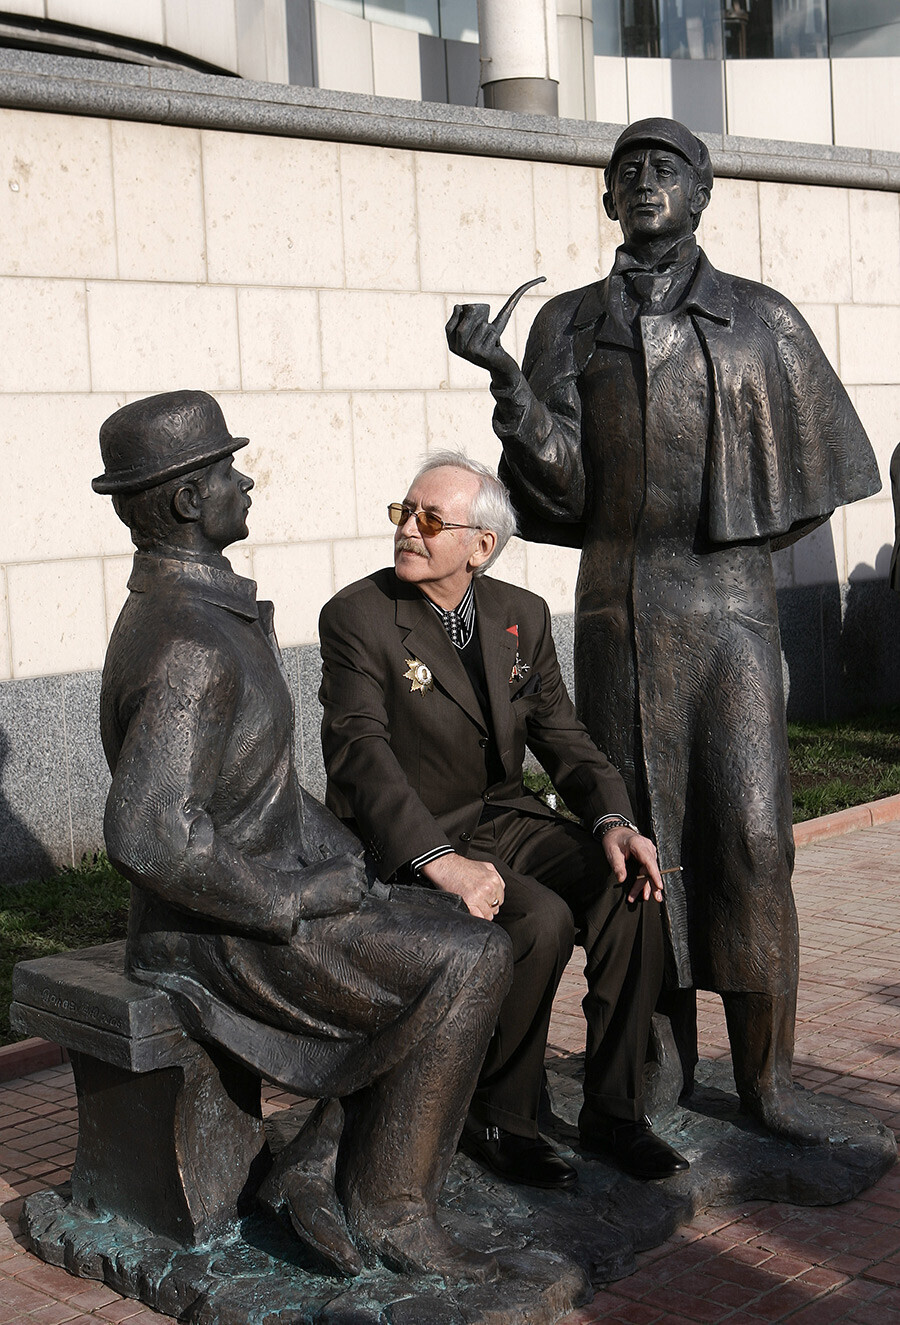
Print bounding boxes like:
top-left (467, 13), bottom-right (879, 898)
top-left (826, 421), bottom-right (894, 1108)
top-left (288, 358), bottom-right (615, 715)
top-left (479, 737), bottom-right (489, 748)
top-left (460, 832), bottom-right (471, 842)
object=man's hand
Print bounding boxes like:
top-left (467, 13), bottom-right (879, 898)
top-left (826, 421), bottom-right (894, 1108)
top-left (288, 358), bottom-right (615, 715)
top-left (602, 828), bottom-right (664, 903)
top-left (421, 852), bottom-right (505, 921)
top-left (295, 852), bottom-right (367, 922)
top-left (445, 304), bottom-right (521, 386)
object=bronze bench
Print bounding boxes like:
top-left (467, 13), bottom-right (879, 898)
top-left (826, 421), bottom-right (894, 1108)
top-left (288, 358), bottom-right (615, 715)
top-left (10, 942), bottom-right (267, 1245)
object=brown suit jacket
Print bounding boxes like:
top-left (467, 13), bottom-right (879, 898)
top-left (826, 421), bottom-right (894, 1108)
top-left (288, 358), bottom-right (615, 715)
top-left (319, 568), bottom-right (634, 881)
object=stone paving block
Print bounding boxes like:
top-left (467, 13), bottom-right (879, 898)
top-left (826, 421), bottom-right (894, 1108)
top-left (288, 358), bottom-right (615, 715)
top-left (845, 1293), bottom-right (899, 1325)
top-left (707, 1279), bottom-right (763, 1309)
top-left (25, 1304), bottom-right (85, 1324)
top-left (94, 1304), bottom-right (149, 1322)
top-left (62, 1286), bottom-right (122, 1311)
top-left (644, 1285), bottom-right (726, 1320)
top-left (0, 1277), bottom-right (58, 1315)
top-left (867, 1261), bottom-right (900, 1286)
top-left (788, 1298), bottom-right (851, 1323)
top-left (9, 1262), bottom-right (81, 1298)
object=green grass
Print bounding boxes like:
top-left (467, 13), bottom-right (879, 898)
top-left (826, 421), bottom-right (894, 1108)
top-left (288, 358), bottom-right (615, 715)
top-left (3, 708), bottom-right (899, 1046)
top-left (0, 852), bottom-right (129, 1045)
top-left (787, 705), bottom-right (900, 822)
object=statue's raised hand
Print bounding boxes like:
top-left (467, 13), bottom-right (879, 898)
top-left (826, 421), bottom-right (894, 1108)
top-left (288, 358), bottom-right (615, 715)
top-left (445, 276), bottom-right (545, 384)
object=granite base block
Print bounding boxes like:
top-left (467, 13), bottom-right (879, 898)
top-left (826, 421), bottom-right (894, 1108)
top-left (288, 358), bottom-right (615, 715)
top-left (21, 1056), bottom-right (896, 1324)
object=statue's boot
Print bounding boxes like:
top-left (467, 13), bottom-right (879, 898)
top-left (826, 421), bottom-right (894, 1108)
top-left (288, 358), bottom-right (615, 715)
top-left (257, 1098), bottom-right (363, 1277)
top-left (350, 1202), bottom-right (500, 1283)
top-left (723, 989), bottom-right (836, 1145)
top-left (645, 988), bottom-right (701, 1115)
top-left (337, 923), bottom-right (511, 1283)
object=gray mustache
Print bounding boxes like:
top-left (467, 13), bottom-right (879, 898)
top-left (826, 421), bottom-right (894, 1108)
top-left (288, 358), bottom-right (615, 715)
top-left (396, 538), bottom-right (430, 559)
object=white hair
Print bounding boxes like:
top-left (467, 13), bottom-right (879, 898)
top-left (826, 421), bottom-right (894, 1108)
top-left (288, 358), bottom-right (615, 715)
top-left (412, 450), bottom-right (517, 574)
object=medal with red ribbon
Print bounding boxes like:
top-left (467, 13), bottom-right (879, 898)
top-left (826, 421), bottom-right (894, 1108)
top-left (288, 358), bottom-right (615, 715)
top-left (507, 624), bottom-right (530, 684)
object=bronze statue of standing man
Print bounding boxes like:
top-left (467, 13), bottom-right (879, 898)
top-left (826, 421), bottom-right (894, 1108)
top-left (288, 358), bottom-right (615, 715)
top-left (447, 118), bottom-right (880, 1143)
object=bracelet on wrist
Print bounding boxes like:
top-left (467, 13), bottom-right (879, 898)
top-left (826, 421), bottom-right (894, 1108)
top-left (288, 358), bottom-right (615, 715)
top-left (596, 817), bottom-right (635, 838)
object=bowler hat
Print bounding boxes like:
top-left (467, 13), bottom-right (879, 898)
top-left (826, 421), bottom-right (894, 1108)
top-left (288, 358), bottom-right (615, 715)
top-left (93, 390), bottom-right (248, 495)
top-left (606, 117), bottom-right (713, 192)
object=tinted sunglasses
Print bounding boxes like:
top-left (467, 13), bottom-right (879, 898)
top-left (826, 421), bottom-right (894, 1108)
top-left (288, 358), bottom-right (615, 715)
top-left (388, 502), bottom-right (479, 537)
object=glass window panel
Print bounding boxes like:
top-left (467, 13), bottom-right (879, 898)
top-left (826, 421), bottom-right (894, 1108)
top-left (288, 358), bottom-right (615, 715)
top-left (363, 0), bottom-right (439, 36)
top-left (771, 0), bottom-right (827, 57)
top-left (622, 0), bottom-right (661, 57)
top-left (724, 0), bottom-right (827, 59)
top-left (620, 0), bottom-right (723, 58)
top-left (829, 0), bottom-right (900, 57)
top-left (593, 0), bottom-right (624, 55)
top-left (439, 0), bottom-right (478, 42)
top-left (723, 1), bottom-right (758, 57)
top-left (659, 0), bottom-right (723, 58)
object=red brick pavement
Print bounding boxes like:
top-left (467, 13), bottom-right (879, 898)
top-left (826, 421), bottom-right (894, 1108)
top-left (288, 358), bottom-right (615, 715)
top-left (1, 823), bottom-right (898, 1324)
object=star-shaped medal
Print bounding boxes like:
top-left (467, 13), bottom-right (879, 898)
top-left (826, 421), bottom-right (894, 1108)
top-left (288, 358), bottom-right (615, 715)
top-left (404, 657), bottom-right (433, 695)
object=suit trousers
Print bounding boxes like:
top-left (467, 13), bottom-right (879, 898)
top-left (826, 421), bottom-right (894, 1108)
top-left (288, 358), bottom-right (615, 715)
top-left (462, 808), bottom-right (664, 1137)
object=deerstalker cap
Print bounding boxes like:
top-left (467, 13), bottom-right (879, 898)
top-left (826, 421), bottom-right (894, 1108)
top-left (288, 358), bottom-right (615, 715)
top-left (606, 117), bottom-right (713, 191)
top-left (93, 390), bottom-right (248, 495)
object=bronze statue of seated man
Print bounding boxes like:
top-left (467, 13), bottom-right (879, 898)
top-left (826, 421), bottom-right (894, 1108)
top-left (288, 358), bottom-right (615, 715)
top-left (93, 389), bottom-right (512, 1283)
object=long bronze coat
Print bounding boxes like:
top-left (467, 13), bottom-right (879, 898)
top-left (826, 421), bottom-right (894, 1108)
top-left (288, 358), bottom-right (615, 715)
top-left (495, 251), bottom-right (880, 992)
top-left (100, 553), bottom-right (498, 1095)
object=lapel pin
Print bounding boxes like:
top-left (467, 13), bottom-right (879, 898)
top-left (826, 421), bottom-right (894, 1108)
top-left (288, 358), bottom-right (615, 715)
top-left (506, 624), bottom-right (531, 684)
top-left (404, 656), bottom-right (433, 695)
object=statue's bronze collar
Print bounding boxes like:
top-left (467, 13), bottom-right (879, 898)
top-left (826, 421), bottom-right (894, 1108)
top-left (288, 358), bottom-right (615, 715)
top-left (127, 553), bottom-right (259, 621)
top-left (573, 248), bottom-right (732, 333)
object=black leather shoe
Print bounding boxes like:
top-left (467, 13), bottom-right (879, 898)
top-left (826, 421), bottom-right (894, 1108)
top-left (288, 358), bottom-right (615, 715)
top-left (459, 1124), bottom-right (578, 1190)
top-left (580, 1116), bottom-right (690, 1180)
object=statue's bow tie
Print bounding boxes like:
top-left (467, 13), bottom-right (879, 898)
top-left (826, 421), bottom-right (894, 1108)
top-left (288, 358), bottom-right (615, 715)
top-left (625, 269), bottom-right (673, 308)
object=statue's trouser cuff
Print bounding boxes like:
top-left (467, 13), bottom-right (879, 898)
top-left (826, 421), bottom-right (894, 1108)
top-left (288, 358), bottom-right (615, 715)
top-left (722, 987), bottom-right (798, 1101)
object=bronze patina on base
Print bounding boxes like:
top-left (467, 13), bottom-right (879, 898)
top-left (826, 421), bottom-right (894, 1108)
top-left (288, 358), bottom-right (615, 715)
top-left (20, 1054), bottom-right (895, 1325)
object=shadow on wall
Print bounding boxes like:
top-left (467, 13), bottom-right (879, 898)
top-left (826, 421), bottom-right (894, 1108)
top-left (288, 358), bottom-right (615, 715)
top-left (0, 726), bottom-right (55, 884)
top-left (0, 669), bottom-right (110, 888)
top-left (838, 545), bottom-right (900, 715)
top-left (780, 540), bottom-right (900, 722)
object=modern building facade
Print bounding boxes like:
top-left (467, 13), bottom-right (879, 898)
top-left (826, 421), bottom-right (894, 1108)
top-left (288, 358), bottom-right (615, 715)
top-left (2, 1), bottom-right (900, 143)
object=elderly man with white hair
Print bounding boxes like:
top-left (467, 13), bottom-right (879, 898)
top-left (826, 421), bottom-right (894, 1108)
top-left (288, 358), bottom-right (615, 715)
top-left (319, 451), bottom-right (688, 1188)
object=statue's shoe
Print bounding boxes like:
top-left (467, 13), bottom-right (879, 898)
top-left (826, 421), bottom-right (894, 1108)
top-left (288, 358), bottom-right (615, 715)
top-left (351, 1209), bottom-right (500, 1283)
top-left (258, 1170), bottom-right (364, 1278)
top-left (740, 1085), bottom-right (852, 1146)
